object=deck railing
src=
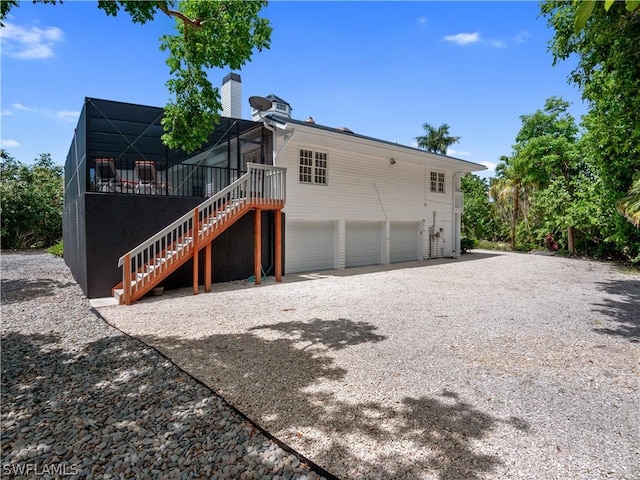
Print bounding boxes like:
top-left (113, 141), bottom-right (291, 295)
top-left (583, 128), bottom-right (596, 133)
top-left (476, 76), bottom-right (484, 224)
top-left (89, 158), bottom-right (245, 198)
top-left (117, 164), bottom-right (286, 303)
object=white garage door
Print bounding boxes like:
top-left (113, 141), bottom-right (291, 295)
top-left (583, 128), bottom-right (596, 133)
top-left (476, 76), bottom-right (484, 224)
top-left (390, 222), bottom-right (421, 263)
top-left (346, 222), bottom-right (382, 267)
top-left (286, 221), bottom-right (334, 273)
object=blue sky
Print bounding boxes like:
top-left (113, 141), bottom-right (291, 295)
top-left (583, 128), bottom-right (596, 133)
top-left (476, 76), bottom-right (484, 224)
top-left (0, 1), bottom-right (586, 178)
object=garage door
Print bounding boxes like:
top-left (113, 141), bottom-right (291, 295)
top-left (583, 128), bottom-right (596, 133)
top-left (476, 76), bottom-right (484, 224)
top-left (286, 221), bottom-right (334, 273)
top-left (346, 222), bottom-right (382, 267)
top-left (390, 222), bottom-right (421, 263)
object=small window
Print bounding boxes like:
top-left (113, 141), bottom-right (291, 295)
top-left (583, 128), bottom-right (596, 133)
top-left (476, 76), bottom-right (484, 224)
top-left (276, 102), bottom-right (288, 112)
top-left (299, 149), bottom-right (327, 185)
top-left (430, 171), bottom-right (445, 193)
top-left (314, 152), bottom-right (327, 185)
top-left (299, 149), bottom-right (313, 183)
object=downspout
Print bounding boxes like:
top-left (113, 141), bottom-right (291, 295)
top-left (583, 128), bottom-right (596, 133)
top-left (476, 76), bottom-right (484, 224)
top-left (451, 172), bottom-right (462, 258)
top-left (257, 118), bottom-right (295, 276)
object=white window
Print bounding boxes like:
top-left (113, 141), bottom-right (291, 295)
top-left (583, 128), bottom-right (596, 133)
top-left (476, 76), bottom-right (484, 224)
top-left (430, 171), bottom-right (445, 193)
top-left (276, 102), bottom-right (288, 112)
top-left (314, 152), bottom-right (327, 185)
top-left (299, 149), bottom-right (328, 185)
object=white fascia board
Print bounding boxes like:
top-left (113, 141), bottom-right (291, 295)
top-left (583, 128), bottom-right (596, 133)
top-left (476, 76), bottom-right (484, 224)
top-left (280, 122), bottom-right (486, 173)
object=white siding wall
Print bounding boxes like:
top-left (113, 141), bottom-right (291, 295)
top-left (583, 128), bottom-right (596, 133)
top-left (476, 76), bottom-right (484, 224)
top-left (277, 127), bottom-right (465, 271)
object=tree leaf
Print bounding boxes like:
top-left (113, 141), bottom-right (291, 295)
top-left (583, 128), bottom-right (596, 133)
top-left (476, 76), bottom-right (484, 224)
top-left (626, 0), bottom-right (640, 12)
top-left (574, 0), bottom-right (595, 34)
top-left (604, 0), bottom-right (615, 11)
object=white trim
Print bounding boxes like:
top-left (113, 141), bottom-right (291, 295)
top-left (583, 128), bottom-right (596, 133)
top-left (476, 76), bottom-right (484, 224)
top-left (297, 145), bottom-right (328, 186)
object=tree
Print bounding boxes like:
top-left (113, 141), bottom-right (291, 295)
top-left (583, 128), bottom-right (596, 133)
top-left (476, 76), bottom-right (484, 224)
top-left (489, 155), bottom-right (525, 248)
top-left (1, 1), bottom-right (272, 153)
top-left (460, 173), bottom-right (496, 241)
top-left (511, 97), bottom-right (582, 252)
top-left (1, 150), bottom-right (64, 249)
top-left (541, 0), bottom-right (640, 261)
top-left (415, 123), bottom-right (460, 155)
top-left (618, 175), bottom-right (640, 228)
top-left (573, 0), bottom-right (640, 33)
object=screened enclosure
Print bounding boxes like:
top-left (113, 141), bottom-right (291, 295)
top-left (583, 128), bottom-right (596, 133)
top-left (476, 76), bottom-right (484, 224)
top-left (65, 97), bottom-right (272, 205)
top-left (63, 97), bottom-right (280, 298)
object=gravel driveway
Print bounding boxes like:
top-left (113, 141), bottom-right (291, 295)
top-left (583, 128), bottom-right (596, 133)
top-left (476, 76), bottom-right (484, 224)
top-left (2, 251), bottom-right (638, 479)
top-left (1, 252), bottom-right (330, 480)
top-left (95, 250), bottom-right (640, 479)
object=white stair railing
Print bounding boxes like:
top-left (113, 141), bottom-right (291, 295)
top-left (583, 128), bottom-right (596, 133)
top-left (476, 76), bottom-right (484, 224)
top-left (117, 164), bottom-right (286, 303)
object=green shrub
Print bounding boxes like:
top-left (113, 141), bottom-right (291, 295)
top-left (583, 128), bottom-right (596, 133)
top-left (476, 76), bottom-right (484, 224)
top-left (46, 240), bottom-right (63, 257)
top-left (460, 237), bottom-right (477, 253)
top-left (476, 240), bottom-right (511, 251)
top-left (1, 151), bottom-right (63, 249)
top-left (515, 242), bottom-right (538, 252)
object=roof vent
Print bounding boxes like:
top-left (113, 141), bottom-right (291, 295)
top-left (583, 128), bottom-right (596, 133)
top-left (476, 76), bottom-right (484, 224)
top-left (305, 116), bottom-right (315, 124)
top-left (336, 127), bottom-right (354, 134)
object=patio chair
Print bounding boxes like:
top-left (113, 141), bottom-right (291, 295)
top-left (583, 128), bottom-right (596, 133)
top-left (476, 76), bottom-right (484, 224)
top-left (134, 160), bottom-right (159, 195)
top-left (94, 158), bottom-right (121, 192)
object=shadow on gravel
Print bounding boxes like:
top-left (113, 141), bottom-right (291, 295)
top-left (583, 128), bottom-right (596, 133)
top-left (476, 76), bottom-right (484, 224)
top-left (137, 253), bottom-right (504, 301)
top-left (0, 278), bottom-right (76, 305)
top-left (249, 318), bottom-right (387, 350)
top-left (0, 330), bottom-right (275, 477)
top-left (592, 279), bottom-right (640, 341)
top-left (137, 317), bottom-right (530, 480)
top-left (279, 252), bottom-right (502, 284)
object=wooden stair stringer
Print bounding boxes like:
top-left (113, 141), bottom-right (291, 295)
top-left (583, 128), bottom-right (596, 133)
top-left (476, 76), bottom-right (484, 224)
top-left (196, 202), bottom-right (256, 252)
top-left (122, 202), bottom-right (256, 305)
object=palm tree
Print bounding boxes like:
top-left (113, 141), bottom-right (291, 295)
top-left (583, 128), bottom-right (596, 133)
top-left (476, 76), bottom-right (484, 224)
top-left (415, 122), bottom-right (460, 155)
top-left (490, 155), bottom-right (524, 248)
top-left (618, 175), bottom-right (640, 228)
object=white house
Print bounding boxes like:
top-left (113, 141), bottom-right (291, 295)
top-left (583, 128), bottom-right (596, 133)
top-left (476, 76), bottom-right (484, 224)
top-left (64, 73), bottom-right (486, 304)
top-left (245, 89), bottom-right (486, 274)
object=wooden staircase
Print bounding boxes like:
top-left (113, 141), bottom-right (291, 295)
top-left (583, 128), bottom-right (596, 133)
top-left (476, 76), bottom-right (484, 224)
top-left (112, 164), bottom-right (286, 305)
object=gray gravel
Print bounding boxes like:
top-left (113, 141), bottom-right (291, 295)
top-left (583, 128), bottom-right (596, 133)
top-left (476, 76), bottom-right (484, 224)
top-left (96, 250), bottom-right (639, 480)
top-left (1, 251), bottom-right (329, 480)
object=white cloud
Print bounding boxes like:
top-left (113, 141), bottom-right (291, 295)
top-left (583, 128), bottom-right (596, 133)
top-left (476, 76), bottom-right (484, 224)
top-left (8, 103), bottom-right (78, 122)
top-left (1, 139), bottom-right (21, 148)
top-left (0, 21), bottom-right (63, 59)
top-left (513, 30), bottom-right (530, 44)
top-left (481, 161), bottom-right (497, 173)
top-left (443, 32), bottom-right (480, 45)
top-left (1, 110), bottom-right (13, 116)
top-left (55, 110), bottom-right (80, 121)
top-left (444, 32), bottom-right (515, 49)
top-left (448, 148), bottom-right (472, 157)
top-left (12, 103), bottom-right (32, 111)
top-left (417, 17), bottom-right (427, 27)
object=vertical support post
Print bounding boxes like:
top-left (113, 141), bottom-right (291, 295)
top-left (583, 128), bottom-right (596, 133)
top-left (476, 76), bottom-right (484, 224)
top-left (205, 242), bottom-right (212, 293)
top-left (123, 254), bottom-right (131, 305)
top-left (193, 207), bottom-right (199, 295)
top-left (275, 209), bottom-right (282, 282)
top-left (254, 208), bottom-right (262, 285)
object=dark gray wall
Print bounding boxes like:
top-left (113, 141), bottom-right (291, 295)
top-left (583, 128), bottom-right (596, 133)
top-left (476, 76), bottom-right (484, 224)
top-left (63, 196), bottom-right (87, 294)
top-left (79, 193), bottom-right (283, 298)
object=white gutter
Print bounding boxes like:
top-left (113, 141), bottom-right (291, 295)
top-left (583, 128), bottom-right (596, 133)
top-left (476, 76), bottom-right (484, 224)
top-left (263, 117), bottom-right (295, 166)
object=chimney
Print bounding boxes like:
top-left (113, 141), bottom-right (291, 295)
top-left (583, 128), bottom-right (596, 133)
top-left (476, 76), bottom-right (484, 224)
top-left (221, 73), bottom-right (242, 118)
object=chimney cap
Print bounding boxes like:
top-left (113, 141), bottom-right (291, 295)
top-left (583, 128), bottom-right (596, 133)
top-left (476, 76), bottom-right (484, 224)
top-left (222, 72), bottom-right (241, 84)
